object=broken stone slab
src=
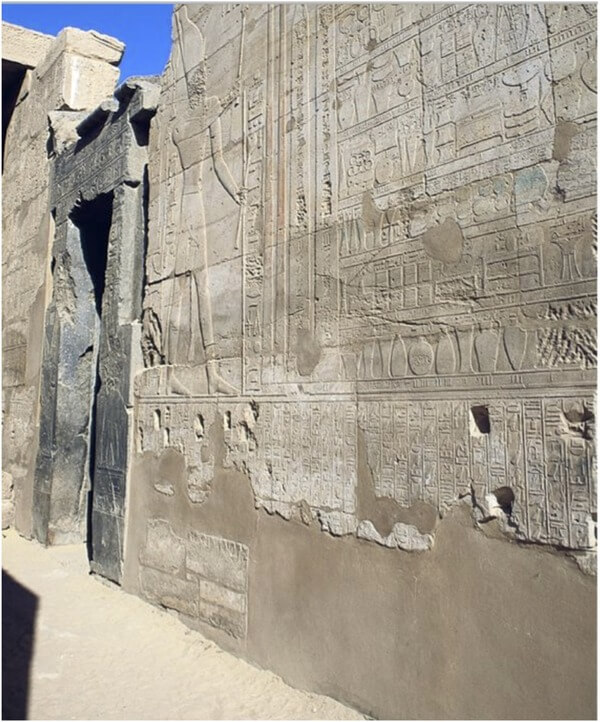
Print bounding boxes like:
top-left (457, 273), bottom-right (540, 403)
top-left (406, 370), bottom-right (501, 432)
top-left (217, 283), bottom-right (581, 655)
top-left (48, 110), bottom-right (89, 154)
top-left (34, 28), bottom-right (124, 112)
top-left (317, 510), bottom-right (358, 537)
top-left (357, 520), bottom-right (434, 552)
top-left (2, 22), bottom-right (54, 68)
top-left (116, 77), bottom-right (161, 126)
top-left (570, 552), bottom-right (597, 577)
top-left (115, 76), bottom-right (161, 102)
top-left (42, 27), bottom-right (124, 68)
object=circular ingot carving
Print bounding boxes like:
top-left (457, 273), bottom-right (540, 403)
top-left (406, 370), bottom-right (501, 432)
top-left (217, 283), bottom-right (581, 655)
top-left (408, 337), bottom-right (434, 376)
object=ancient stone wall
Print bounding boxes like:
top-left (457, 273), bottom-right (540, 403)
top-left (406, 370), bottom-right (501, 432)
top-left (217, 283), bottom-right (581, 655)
top-left (123, 4), bottom-right (597, 718)
top-left (3, 5), bottom-right (596, 719)
top-left (2, 24), bottom-right (124, 536)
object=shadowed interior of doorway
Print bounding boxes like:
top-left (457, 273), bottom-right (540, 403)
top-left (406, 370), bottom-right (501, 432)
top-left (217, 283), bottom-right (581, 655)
top-left (69, 192), bottom-right (113, 563)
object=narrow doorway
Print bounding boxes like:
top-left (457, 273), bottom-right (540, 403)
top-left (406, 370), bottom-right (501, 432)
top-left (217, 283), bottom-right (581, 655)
top-left (69, 192), bottom-right (113, 559)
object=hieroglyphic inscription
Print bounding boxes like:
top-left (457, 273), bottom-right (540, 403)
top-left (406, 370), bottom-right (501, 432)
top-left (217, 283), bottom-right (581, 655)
top-left (52, 120), bottom-right (130, 214)
top-left (136, 398), bottom-right (357, 523)
top-left (139, 4), bottom-right (597, 553)
top-left (137, 402), bottom-right (217, 503)
top-left (359, 396), bottom-right (596, 548)
top-left (135, 390), bottom-right (595, 552)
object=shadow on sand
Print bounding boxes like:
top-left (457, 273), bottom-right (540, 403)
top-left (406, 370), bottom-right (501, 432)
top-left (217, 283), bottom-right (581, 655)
top-left (2, 570), bottom-right (38, 720)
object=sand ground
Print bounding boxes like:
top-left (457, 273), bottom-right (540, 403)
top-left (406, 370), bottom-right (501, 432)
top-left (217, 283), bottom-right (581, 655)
top-left (2, 529), bottom-right (363, 720)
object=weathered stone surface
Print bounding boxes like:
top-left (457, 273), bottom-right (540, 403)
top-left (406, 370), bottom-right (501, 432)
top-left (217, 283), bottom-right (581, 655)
top-left (2, 22), bottom-right (126, 539)
top-left (139, 519), bottom-right (185, 574)
top-left (47, 110), bottom-right (88, 154)
top-left (140, 567), bottom-right (199, 617)
top-left (48, 27), bottom-right (124, 65)
top-left (34, 28), bottom-right (123, 112)
top-left (356, 519), bottom-right (433, 551)
top-left (3, 5), bottom-right (597, 720)
top-left (2, 472), bottom-right (15, 530)
top-left (137, 521), bottom-right (249, 638)
top-left (135, 2), bottom-right (596, 555)
top-left (187, 530), bottom-right (249, 594)
top-left (2, 22), bottom-right (53, 68)
top-left (123, 4), bottom-right (596, 718)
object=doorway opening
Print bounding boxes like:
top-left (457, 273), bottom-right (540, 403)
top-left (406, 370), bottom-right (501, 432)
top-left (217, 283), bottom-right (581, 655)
top-left (2, 59), bottom-right (27, 170)
top-left (69, 192), bottom-right (113, 560)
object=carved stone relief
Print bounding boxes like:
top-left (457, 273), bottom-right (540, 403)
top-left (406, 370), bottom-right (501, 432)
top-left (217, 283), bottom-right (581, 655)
top-left (137, 4), bottom-right (596, 583)
top-left (4, 8), bottom-right (596, 718)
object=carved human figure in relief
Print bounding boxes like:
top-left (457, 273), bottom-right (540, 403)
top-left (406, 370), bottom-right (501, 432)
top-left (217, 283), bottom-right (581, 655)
top-left (166, 5), bottom-right (244, 395)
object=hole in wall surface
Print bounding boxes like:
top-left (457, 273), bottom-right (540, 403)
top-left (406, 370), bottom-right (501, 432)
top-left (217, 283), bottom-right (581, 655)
top-left (470, 405), bottom-right (491, 435)
top-left (491, 486), bottom-right (515, 516)
top-left (589, 512), bottom-right (597, 548)
top-left (564, 406), bottom-right (595, 424)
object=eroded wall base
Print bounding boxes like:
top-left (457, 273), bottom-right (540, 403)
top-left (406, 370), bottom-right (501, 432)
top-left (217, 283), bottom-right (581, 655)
top-left (123, 413), bottom-right (596, 720)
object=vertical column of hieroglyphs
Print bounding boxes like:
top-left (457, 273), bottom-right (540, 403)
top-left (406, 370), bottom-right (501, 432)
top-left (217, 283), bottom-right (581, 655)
top-left (314, 6), bottom-right (342, 371)
top-left (239, 8), bottom-right (269, 394)
top-left (543, 4), bottom-right (596, 548)
top-left (287, 6), bottom-right (313, 376)
top-left (270, 6), bottom-right (289, 379)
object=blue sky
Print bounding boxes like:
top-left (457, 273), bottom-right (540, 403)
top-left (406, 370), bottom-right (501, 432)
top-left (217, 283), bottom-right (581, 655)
top-left (2, 3), bottom-right (174, 81)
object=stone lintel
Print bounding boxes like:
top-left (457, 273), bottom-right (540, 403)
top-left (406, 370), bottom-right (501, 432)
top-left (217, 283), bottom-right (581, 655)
top-left (2, 22), bottom-right (54, 69)
top-left (50, 26), bottom-right (123, 67)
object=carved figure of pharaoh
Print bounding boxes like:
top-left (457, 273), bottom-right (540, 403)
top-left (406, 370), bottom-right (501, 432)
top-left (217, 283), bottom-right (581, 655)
top-left (166, 5), bottom-right (245, 396)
